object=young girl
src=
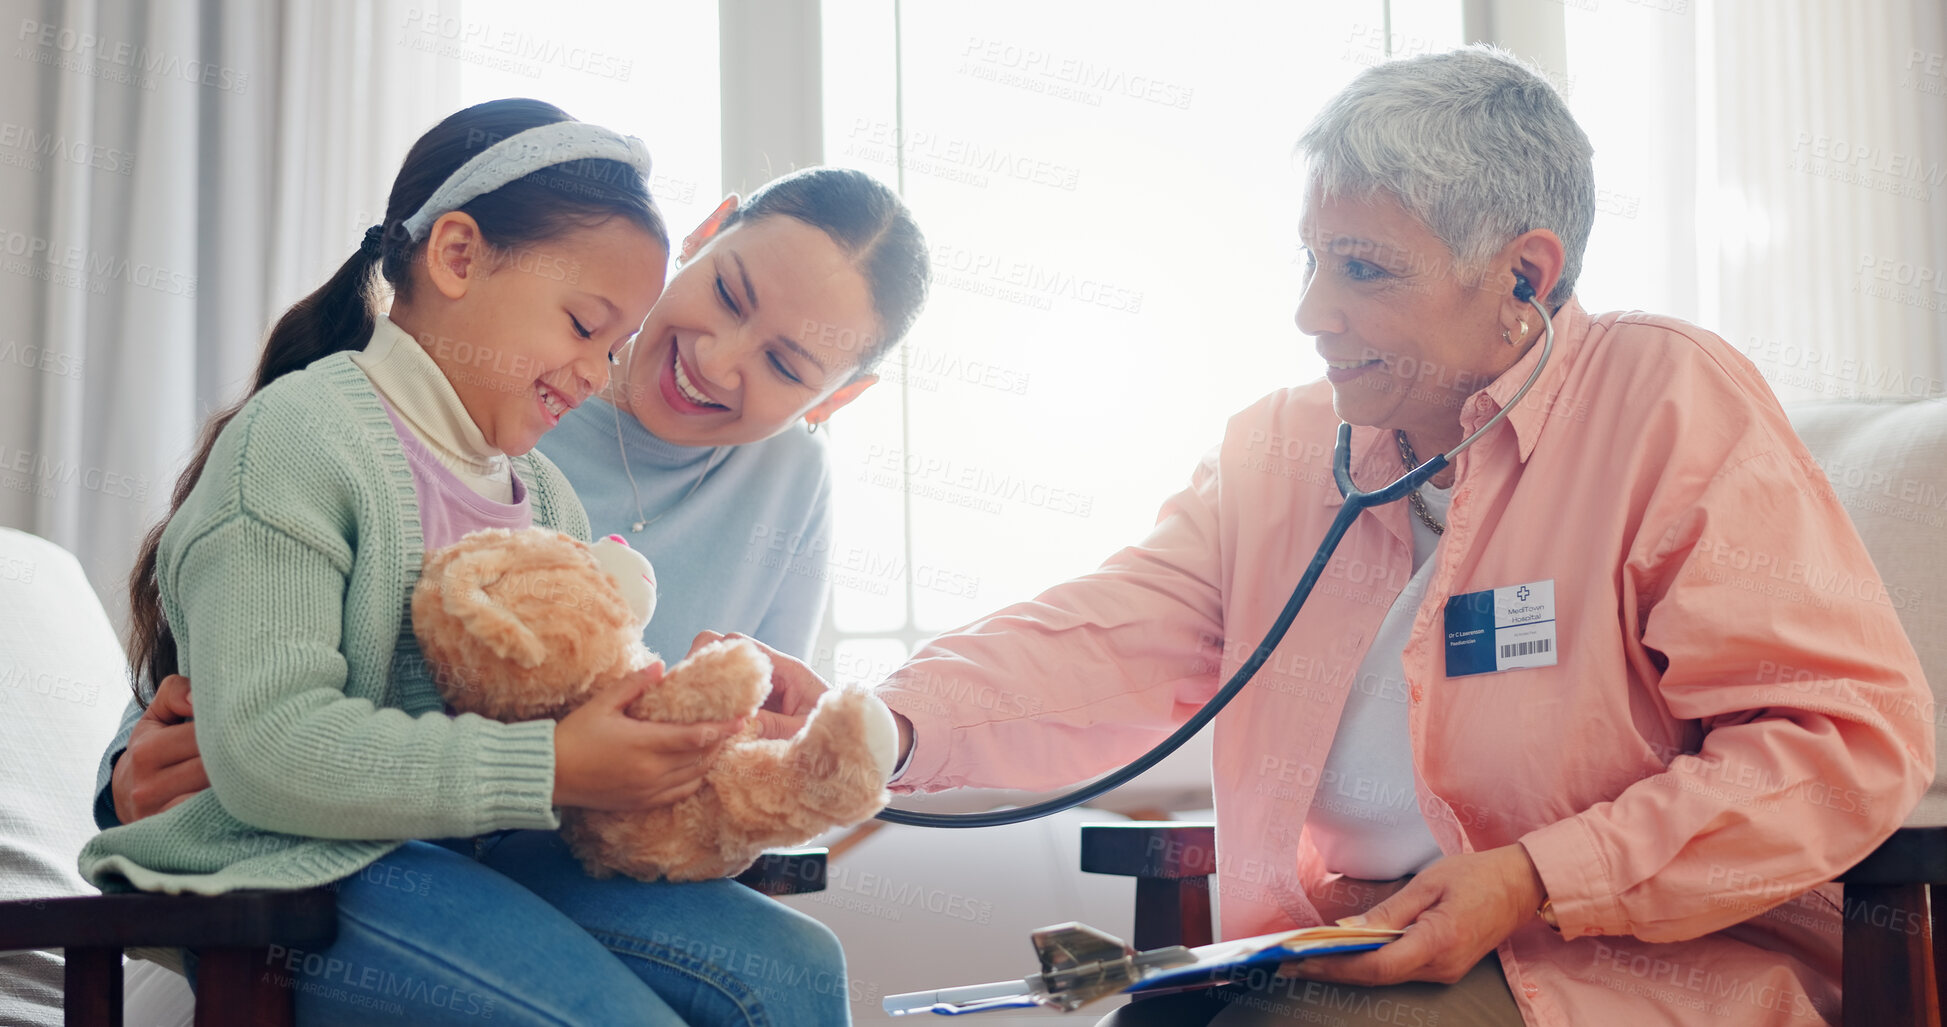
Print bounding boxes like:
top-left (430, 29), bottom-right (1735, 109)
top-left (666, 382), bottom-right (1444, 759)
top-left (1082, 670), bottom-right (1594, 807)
top-left (82, 99), bottom-right (867, 1026)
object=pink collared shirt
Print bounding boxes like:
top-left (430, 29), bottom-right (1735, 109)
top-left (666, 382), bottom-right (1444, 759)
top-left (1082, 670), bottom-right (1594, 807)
top-left (880, 299), bottom-right (1931, 1025)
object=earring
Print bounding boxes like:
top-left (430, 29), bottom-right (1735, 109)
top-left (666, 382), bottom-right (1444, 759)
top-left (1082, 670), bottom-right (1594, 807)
top-left (806, 419), bottom-right (822, 435)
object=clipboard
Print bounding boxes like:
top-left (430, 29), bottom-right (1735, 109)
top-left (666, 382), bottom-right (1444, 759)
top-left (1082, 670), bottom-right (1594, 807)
top-left (884, 922), bottom-right (1402, 1016)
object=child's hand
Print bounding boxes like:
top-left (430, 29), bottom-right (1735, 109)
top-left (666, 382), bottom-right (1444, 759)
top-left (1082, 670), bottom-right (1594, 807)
top-left (690, 631), bottom-right (827, 740)
top-left (552, 662), bottom-right (747, 810)
top-left (113, 674), bottom-right (210, 823)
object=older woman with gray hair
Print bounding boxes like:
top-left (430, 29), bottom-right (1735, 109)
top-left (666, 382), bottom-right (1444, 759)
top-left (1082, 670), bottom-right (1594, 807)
top-left (745, 46), bottom-right (1932, 1025)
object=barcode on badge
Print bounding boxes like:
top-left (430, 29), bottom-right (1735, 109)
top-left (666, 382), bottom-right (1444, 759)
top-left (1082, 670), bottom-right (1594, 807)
top-left (1499, 639), bottom-right (1552, 659)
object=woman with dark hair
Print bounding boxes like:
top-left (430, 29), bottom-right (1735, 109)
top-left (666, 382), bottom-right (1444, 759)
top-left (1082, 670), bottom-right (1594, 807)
top-left (83, 98), bottom-right (930, 1026)
top-left (533, 165), bottom-right (931, 677)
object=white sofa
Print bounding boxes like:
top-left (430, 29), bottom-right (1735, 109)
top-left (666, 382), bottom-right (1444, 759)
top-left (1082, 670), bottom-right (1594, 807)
top-left (3, 395), bottom-right (1939, 1025)
top-left (1784, 399), bottom-right (1947, 824)
top-left (0, 528), bottom-right (193, 1026)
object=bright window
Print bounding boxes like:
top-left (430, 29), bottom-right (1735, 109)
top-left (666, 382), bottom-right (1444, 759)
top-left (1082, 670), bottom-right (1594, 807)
top-left (447, 0), bottom-right (724, 239)
top-left (817, 2), bottom-right (1463, 683)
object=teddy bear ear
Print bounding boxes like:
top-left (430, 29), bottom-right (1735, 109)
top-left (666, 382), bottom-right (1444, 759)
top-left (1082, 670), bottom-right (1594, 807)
top-left (437, 546), bottom-right (549, 669)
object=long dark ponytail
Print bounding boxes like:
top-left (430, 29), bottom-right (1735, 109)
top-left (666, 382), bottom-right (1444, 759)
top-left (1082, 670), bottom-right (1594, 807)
top-left (721, 168), bottom-right (930, 374)
top-left (127, 98), bottom-right (668, 704)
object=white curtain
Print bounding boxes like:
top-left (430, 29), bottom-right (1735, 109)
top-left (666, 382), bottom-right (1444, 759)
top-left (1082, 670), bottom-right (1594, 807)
top-left (1560, 0), bottom-right (1947, 402)
top-left (0, 0), bottom-right (457, 633)
top-left (1710, 0), bottom-right (1947, 401)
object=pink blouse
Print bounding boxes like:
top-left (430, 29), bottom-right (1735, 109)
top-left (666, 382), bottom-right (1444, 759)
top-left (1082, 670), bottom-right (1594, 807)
top-left (879, 299), bottom-right (1931, 1025)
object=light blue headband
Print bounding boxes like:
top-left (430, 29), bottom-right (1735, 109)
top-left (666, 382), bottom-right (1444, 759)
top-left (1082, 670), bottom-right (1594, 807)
top-left (398, 121), bottom-right (653, 242)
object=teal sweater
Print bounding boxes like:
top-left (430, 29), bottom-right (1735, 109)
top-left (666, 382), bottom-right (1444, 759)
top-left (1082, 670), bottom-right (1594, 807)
top-left (78, 354), bottom-right (588, 895)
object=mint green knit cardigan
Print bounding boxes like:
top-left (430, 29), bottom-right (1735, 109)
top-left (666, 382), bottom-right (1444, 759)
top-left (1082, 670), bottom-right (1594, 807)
top-left (79, 354), bottom-right (589, 895)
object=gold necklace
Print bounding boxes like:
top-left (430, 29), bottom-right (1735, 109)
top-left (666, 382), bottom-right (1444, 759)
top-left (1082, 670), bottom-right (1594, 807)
top-left (1393, 430), bottom-right (1445, 535)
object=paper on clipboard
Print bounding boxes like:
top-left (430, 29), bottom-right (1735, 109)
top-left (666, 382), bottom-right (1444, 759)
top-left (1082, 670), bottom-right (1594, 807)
top-left (883, 923), bottom-right (1403, 1016)
top-left (1133, 925), bottom-right (1402, 993)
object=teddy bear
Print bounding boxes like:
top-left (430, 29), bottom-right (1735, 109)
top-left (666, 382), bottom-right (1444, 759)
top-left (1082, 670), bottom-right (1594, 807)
top-left (410, 526), bottom-right (898, 882)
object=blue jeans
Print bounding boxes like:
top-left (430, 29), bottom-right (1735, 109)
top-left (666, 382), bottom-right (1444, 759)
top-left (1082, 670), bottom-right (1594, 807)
top-left (237, 830), bottom-right (851, 1026)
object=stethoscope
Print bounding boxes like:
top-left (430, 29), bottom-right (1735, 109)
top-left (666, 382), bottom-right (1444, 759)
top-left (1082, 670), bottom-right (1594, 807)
top-left (877, 276), bottom-right (1557, 828)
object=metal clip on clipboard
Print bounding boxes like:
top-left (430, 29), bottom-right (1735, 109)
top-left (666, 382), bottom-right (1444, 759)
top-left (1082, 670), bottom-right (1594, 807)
top-left (1025, 923), bottom-right (1195, 1011)
top-left (883, 923), bottom-right (1195, 1016)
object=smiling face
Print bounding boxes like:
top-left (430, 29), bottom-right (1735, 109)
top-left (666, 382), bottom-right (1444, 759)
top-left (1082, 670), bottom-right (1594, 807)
top-left (405, 213), bottom-right (667, 457)
top-left (1295, 181), bottom-right (1522, 447)
top-left (613, 215), bottom-right (881, 447)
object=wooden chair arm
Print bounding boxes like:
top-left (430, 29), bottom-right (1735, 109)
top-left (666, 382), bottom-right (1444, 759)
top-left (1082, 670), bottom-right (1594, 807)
top-left (1080, 823), bottom-right (1216, 950)
top-left (1079, 822), bottom-right (1216, 879)
top-left (0, 888), bottom-right (337, 951)
top-left (0, 889), bottom-right (338, 1027)
top-left (1838, 825), bottom-right (1947, 886)
top-left (734, 847), bottom-right (828, 896)
top-left (1836, 826), bottom-right (1947, 1027)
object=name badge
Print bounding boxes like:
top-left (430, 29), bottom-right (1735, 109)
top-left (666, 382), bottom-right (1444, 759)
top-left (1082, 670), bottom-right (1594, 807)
top-left (1444, 579), bottom-right (1558, 677)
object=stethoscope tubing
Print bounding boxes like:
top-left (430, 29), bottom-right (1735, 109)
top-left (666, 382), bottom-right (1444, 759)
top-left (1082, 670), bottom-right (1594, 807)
top-left (876, 291), bottom-right (1556, 828)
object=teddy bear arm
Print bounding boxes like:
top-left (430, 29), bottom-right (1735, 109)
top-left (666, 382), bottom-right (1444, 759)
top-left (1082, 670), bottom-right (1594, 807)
top-left (621, 665), bottom-right (764, 726)
top-left (787, 698), bottom-right (897, 827)
top-left (625, 641), bottom-right (772, 725)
